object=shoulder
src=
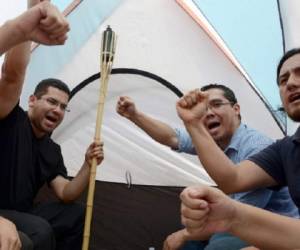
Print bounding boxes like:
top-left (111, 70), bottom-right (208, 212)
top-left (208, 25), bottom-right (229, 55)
top-left (240, 125), bottom-right (273, 147)
top-left (39, 135), bottom-right (62, 157)
top-left (0, 104), bottom-right (27, 125)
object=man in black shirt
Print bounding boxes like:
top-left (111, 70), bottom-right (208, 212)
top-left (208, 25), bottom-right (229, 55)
top-left (178, 48), bottom-right (300, 249)
top-left (0, 78), bottom-right (103, 250)
top-left (0, 1), bottom-right (103, 250)
top-left (0, 1), bottom-right (70, 250)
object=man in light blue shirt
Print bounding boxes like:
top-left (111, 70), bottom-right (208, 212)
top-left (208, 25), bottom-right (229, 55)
top-left (116, 84), bottom-right (298, 250)
top-left (175, 124), bottom-right (296, 216)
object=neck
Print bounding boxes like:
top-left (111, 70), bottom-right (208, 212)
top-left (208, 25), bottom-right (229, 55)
top-left (217, 120), bottom-right (241, 150)
top-left (28, 111), bottom-right (46, 138)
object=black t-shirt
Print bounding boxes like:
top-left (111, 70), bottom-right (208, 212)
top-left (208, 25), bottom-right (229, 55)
top-left (249, 126), bottom-right (300, 209)
top-left (0, 105), bottom-right (67, 211)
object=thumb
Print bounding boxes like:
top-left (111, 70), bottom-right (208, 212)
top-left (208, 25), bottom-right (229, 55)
top-left (188, 186), bottom-right (222, 204)
top-left (196, 90), bottom-right (209, 103)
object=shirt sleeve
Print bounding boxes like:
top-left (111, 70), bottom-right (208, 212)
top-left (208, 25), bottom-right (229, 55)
top-left (230, 188), bottom-right (273, 208)
top-left (248, 140), bottom-right (286, 186)
top-left (230, 131), bottom-right (274, 207)
top-left (173, 127), bottom-right (197, 155)
top-left (40, 140), bottom-right (68, 184)
top-left (242, 130), bottom-right (274, 160)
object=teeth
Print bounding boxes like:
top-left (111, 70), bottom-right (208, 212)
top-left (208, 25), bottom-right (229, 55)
top-left (290, 95), bottom-right (300, 102)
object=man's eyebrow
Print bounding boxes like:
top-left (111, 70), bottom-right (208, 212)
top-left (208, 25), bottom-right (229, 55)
top-left (280, 66), bottom-right (300, 79)
top-left (279, 71), bottom-right (289, 79)
top-left (209, 99), bottom-right (224, 103)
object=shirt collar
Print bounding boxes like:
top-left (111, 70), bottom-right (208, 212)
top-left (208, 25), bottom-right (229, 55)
top-left (291, 126), bottom-right (300, 143)
top-left (224, 123), bottom-right (245, 153)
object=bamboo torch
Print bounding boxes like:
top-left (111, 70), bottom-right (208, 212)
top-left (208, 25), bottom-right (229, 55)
top-left (82, 26), bottom-right (117, 250)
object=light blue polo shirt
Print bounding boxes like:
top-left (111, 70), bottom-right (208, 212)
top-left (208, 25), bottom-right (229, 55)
top-left (174, 123), bottom-right (299, 218)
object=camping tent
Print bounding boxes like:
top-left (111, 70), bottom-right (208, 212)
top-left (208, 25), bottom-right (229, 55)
top-left (25, 0), bottom-right (299, 249)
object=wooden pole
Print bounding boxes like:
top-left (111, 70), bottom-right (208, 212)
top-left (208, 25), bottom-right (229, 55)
top-left (82, 26), bottom-right (116, 250)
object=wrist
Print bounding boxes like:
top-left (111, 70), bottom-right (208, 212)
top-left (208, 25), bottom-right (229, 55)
top-left (227, 199), bottom-right (243, 234)
top-left (4, 20), bottom-right (26, 45)
top-left (184, 120), bottom-right (206, 134)
top-left (83, 159), bottom-right (91, 169)
top-left (129, 110), bottom-right (141, 123)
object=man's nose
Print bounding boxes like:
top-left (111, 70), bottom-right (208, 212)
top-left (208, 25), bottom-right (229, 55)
top-left (52, 104), bottom-right (64, 114)
top-left (205, 106), bottom-right (215, 116)
top-left (286, 73), bottom-right (299, 91)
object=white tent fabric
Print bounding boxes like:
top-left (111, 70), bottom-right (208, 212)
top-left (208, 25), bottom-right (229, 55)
top-left (46, 0), bottom-right (284, 186)
top-left (279, 0), bottom-right (300, 51)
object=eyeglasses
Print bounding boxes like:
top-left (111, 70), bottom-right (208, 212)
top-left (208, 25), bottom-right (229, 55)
top-left (40, 97), bottom-right (70, 112)
top-left (207, 101), bottom-right (233, 112)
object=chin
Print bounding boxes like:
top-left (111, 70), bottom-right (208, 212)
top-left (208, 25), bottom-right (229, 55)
top-left (287, 111), bottom-right (300, 122)
top-left (42, 125), bottom-right (56, 134)
top-left (211, 134), bottom-right (222, 142)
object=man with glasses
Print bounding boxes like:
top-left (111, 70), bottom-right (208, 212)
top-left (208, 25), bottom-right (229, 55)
top-left (1, 77), bottom-right (104, 250)
top-left (178, 48), bottom-right (300, 249)
top-left (0, 2), bottom-right (103, 249)
top-left (116, 84), bottom-right (298, 250)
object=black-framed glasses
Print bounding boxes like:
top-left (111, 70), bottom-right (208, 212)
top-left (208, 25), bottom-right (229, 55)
top-left (40, 97), bottom-right (70, 112)
top-left (207, 101), bottom-right (233, 111)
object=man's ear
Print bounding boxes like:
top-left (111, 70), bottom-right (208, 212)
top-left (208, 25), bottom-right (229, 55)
top-left (233, 103), bottom-right (240, 116)
top-left (28, 95), bottom-right (37, 108)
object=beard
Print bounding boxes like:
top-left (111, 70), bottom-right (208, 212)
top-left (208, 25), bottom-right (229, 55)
top-left (287, 109), bottom-right (300, 122)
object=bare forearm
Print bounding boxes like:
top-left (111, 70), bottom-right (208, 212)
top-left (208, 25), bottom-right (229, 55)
top-left (130, 111), bottom-right (178, 148)
top-left (0, 39), bottom-right (31, 118)
top-left (184, 122), bottom-right (238, 193)
top-left (230, 201), bottom-right (300, 249)
top-left (0, 0), bottom-right (37, 55)
top-left (1, 41), bottom-right (31, 83)
top-left (0, 20), bottom-right (29, 55)
top-left (62, 163), bottom-right (90, 202)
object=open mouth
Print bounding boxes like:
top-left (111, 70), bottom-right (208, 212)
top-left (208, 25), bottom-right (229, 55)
top-left (289, 93), bottom-right (300, 103)
top-left (45, 114), bottom-right (59, 125)
top-left (207, 121), bottom-right (221, 131)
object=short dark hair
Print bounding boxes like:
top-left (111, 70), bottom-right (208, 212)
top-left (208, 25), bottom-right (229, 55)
top-left (276, 48), bottom-right (300, 85)
top-left (201, 83), bottom-right (238, 104)
top-left (34, 78), bottom-right (71, 98)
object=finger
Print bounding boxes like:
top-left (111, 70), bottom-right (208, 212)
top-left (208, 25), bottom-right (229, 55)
top-left (181, 215), bottom-right (207, 229)
top-left (40, 15), bottom-right (60, 29)
top-left (183, 95), bottom-right (194, 107)
top-left (197, 90), bottom-right (209, 102)
top-left (39, 5), bottom-right (62, 26)
top-left (177, 97), bottom-right (187, 108)
top-left (180, 193), bottom-right (208, 210)
top-left (180, 186), bottom-right (207, 201)
top-left (117, 107), bottom-right (124, 114)
top-left (52, 34), bottom-right (68, 45)
top-left (36, 32), bottom-right (68, 45)
top-left (92, 146), bottom-right (104, 154)
top-left (190, 90), bottom-right (198, 104)
top-left (47, 26), bottom-right (70, 40)
top-left (181, 204), bottom-right (209, 221)
top-left (40, 20), bottom-right (62, 32)
top-left (92, 150), bottom-right (103, 159)
top-left (120, 98), bottom-right (131, 107)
